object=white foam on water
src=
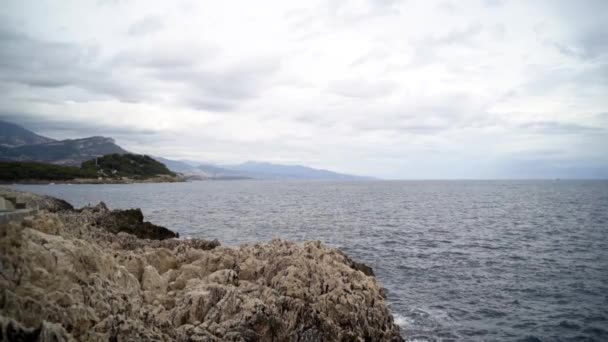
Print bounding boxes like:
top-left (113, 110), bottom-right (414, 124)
top-left (393, 313), bottom-right (413, 328)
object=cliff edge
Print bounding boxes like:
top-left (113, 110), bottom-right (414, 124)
top-left (0, 189), bottom-right (403, 341)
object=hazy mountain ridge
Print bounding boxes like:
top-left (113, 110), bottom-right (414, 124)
top-left (151, 158), bottom-right (251, 179)
top-left (0, 120), bottom-right (56, 147)
top-left (153, 157), bottom-right (197, 173)
top-left (223, 161), bottom-right (372, 180)
top-left (0, 121), bottom-right (128, 166)
top-left (0, 120), bottom-right (371, 180)
top-left (0, 135), bottom-right (128, 166)
top-left (158, 160), bottom-right (370, 180)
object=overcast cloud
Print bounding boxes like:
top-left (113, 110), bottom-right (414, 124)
top-left (1, 0), bottom-right (607, 178)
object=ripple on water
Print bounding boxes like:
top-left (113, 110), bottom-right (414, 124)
top-left (12, 180), bottom-right (608, 342)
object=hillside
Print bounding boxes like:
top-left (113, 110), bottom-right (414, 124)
top-left (0, 121), bottom-right (128, 166)
top-left (0, 136), bottom-right (128, 166)
top-left (0, 161), bottom-right (96, 181)
top-left (1, 154), bottom-right (178, 183)
top-left (0, 120), bottom-right (55, 147)
top-left (82, 154), bottom-right (175, 178)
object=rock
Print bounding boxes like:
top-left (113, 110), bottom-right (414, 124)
top-left (95, 208), bottom-right (178, 240)
top-left (344, 254), bottom-right (375, 277)
top-left (142, 265), bottom-right (167, 292)
top-left (0, 315), bottom-right (74, 342)
top-left (144, 247), bottom-right (178, 274)
top-left (0, 187), bottom-right (73, 212)
top-left (0, 191), bottom-right (405, 341)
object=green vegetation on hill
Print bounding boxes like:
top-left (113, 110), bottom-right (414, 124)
top-left (0, 154), bottom-right (176, 182)
top-left (81, 154), bottom-right (176, 178)
top-left (0, 161), bottom-right (96, 181)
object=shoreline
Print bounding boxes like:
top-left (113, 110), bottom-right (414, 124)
top-left (0, 187), bottom-right (404, 341)
top-left (0, 174), bottom-right (187, 185)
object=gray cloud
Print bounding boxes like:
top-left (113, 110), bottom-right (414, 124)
top-left (0, 26), bottom-right (90, 88)
top-left (0, 24), bottom-right (145, 102)
top-left (502, 62), bottom-right (608, 101)
top-left (96, 0), bottom-right (127, 5)
top-left (429, 23), bottom-right (483, 46)
top-left (356, 121), bottom-right (449, 134)
top-left (110, 44), bottom-right (218, 69)
top-left (0, 0), bottom-right (606, 178)
top-left (128, 16), bottom-right (164, 36)
top-left (437, 1), bottom-right (458, 13)
top-left (544, 1), bottom-right (608, 61)
top-left (554, 31), bottom-right (608, 60)
top-left (408, 22), bottom-right (484, 66)
top-left (498, 157), bottom-right (608, 179)
top-left (349, 48), bottom-right (389, 67)
top-left (153, 59), bottom-right (280, 111)
top-left (483, 0), bottom-right (504, 8)
top-left (328, 79), bottom-right (395, 98)
top-left (325, 0), bottom-right (400, 23)
top-left (0, 22), bottom-right (278, 111)
top-left (576, 31), bottom-right (608, 59)
top-left (519, 121), bottom-right (604, 135)
top-left (0, 112), bottom-right (160, 141)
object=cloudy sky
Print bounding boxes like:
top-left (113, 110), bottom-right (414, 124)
top-left (1, 0), bottom-right (607, 179)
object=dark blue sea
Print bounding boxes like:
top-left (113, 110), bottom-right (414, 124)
top-left (11, 180), bottom-right (608, 342)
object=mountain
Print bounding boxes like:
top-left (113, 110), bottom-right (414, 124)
top-left (151, 158), bottom-right (244, 178)
top-left (153, 157), bottom-right (197, 173)
top-left (0, 121), bottom-right (128, 166)
top-left (160, 159), bottom-right (370, 180)
top-left (82, 154), bottom-right (175, 178)
top-left (225, 161), bottom-right (371, 180)
top-left (0, 120), bottom-right (55, 147)
top-left (0, 121), bottom-right (373, 180)
top-left (196, 164), bottom-right (252, 179)
top-left (150, 158), bottom-right (251, 179)
top-left (0, 136), bottom-right (128, 166)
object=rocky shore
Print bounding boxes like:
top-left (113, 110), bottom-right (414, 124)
top-left (0, 188), bottom-right (404, 341)
top-left (1, 174), bottom-right (186, 185)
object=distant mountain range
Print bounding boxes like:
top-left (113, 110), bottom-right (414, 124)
top-left (0, 120), bottom-right (55, 147)
top-left (153, 157), bottom-right (197, 173)
top-left (0, 121), bottom-right (127, 166)
top-left (0, 120), bottom-right (371, 180)
top-left (221, 161), bottom-right (372, 180)
top-left (153, 158), bottom-right (369, 180)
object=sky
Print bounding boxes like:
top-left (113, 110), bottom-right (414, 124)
top-left (1, 0), bottom-right (607, 179)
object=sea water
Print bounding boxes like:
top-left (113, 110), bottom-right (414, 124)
top-left (12, 180), bottom-right (608, 341)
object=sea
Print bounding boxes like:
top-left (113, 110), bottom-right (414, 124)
top-left (10, 180), bottom-right (608, 342)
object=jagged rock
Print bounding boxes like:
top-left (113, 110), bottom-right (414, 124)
top-left (0, 315), bottom-right (74, 342)
top-left (95, 208), bottom-right (178, 240)
top-left (342, 252), bottom-right (376, 276)
top-left (0, 190), bottom-right (404, 341)
top-left (0, 187), bottom-right (73, 212)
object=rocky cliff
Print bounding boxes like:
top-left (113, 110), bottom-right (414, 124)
top-left (0, 189), bottom-right (404, 341)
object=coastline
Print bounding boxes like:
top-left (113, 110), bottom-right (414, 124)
top-left (0, 188), bottom-right (404, 341)
top-left (0, 174), bottom-right (186, 185)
